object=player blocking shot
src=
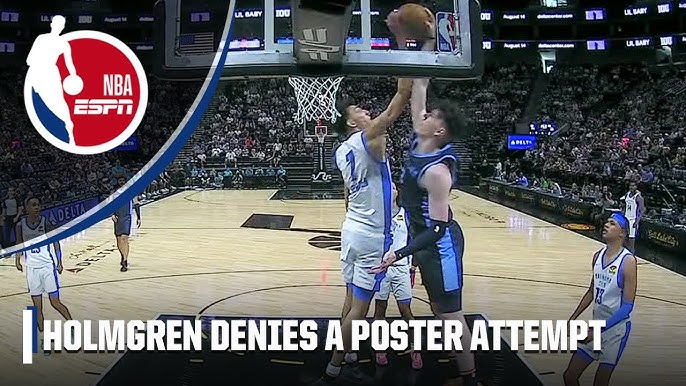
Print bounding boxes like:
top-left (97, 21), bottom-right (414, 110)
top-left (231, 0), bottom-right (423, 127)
top-left (317, 79), bottom-right (412, 384)
top-left (15, 197), bottom-right (72, 353)
top-left (312, 21), bottom-right (424, 386)
top-left (372, 182), bottom-right (423, 370)
top-left (564, 213), bottom-right (637, 386)
top-left (371, 50), bottom-right (477, 385)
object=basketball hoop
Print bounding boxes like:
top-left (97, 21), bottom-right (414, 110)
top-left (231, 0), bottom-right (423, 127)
top-left (315, 125), bottom-right (328, 144)
top-left (289, 76), bottom-right (344, 124)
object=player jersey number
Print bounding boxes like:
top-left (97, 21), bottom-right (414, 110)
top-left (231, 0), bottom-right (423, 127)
top-left (346, 150), bottom-right (367, 194)
top-left (595, 288), bottom-right (605, 305)
top-left (346, 150), bottom-right (357, 181)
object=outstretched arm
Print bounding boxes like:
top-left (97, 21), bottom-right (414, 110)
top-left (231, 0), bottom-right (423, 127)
top-left (410, 39), bottom-right (436, 132)
top-left (411, 78), bottom-right (429, 132)
top-left (365, 36), bottom-right (412, 143)
top-left (366, 79), bottom-right (413, 143)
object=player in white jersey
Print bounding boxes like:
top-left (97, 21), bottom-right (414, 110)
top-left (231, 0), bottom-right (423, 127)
top-left (564, 212), bottom-right (637, 386)
top-left (313, 40), bottom-right (414, 386)
top-left (373, 182), bottom-right (423, 369)
top-left (15, 197), bottom-right (73, 351)
top-left (621, 181), bottom-right (645, 253)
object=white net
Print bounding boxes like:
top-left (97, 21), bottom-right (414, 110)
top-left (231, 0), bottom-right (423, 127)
top-left (288, 76), bottom-right (344, 124)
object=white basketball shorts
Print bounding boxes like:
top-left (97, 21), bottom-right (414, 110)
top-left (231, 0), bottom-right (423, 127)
top-left (627, 218), bottom-right (638, 239)
top-left (577, 320), bottom-right (631, 367)
top-left (374, 263), bottom-right (412, 302)
top-left (26, 266), bottom-right (59, 297)
top-left (340, 227), bottom-right (386, 293)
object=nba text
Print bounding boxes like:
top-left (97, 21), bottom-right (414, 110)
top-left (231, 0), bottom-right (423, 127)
top-left (24, 318), bottom-right (605, 363)
top-left (73, 74), bottom-right (134, 115)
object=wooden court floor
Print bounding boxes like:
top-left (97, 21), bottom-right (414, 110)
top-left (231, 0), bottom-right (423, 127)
top-left (1, 190), bottom-right (685, 386)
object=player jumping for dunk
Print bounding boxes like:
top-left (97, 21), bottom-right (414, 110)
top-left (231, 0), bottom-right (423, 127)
top-left (312, 39), bottom-right (413, 386)
top-left (564, 212), bottom-right (637, 386)
top-left (371, 40), bottom-right (477, 385)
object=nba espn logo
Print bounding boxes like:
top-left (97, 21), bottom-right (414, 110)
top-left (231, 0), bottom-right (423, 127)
top-left (436, 12), bottom-right (459, 54)
top-left (23, 15), bottom-right (148, 155)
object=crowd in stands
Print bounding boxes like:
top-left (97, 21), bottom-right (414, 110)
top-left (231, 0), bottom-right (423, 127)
top-left (0, 68), bottom-right (200, 247)
top-left (3, 61), bottom-right (686, 248)
top-left (180, 63), bottom-right (539, 184)
top-left (138, 62), bottom-right (686, 232)
top-left (514, 64), bottom-right (686, 226)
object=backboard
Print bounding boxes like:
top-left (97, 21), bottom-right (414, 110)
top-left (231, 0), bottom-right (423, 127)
top-left (157, 0), bottom-right (483, 80)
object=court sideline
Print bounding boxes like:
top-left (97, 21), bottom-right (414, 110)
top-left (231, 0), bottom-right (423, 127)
top-left (0, 190), bottom-right (684, 386)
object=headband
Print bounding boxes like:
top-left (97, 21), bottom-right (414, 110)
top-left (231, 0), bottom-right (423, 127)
top-left (610, 212), bottom-right (629, 231)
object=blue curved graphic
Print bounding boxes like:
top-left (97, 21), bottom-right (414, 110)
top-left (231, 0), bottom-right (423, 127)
top-left (32, 89), bottom-right (70, 143)
top-left (0, 2), bottom-right (236, 258)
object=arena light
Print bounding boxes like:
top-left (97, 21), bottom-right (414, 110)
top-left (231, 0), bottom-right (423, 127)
top-left (77, 15), bottom-right (93, 24)
top-left (0, 10), bottom-right (19, 22)
top-left (586, 39), bottom-right (607, 50)
top-left (584, 8), bottom-right (605, 20)
top-left (657, 2), bottom-right (672, 14)
top-left (190, 11), bottom-right (211, 22)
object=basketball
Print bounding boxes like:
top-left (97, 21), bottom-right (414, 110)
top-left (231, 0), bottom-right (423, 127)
top-left (63, 75), bottom-right (83, 96)
top-left (387, 3), bottom-right (436, 40)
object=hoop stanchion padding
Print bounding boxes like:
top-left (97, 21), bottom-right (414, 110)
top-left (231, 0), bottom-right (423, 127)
top-left (288, 76), bottom-right (344, 124)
